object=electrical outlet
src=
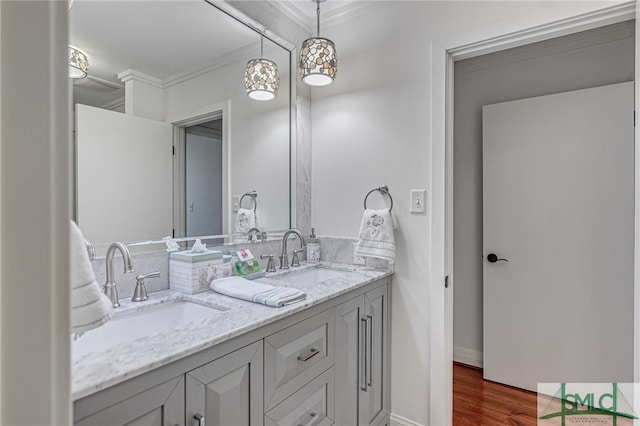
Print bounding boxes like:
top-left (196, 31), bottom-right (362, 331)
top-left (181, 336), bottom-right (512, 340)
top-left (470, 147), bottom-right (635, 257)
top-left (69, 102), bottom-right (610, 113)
top-left (353, 242), bottom-right (366, 266)
top-left (232, 195), bottom-right (240, 212)
top-left (410, 189), bottom-right (426, 214)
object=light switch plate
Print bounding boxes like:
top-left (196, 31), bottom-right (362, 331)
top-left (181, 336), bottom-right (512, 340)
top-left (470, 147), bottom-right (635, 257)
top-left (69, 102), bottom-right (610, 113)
top-left (232, 195), bottom-right (240, 212)
top-left (410, 189), bottom-right (426, 214)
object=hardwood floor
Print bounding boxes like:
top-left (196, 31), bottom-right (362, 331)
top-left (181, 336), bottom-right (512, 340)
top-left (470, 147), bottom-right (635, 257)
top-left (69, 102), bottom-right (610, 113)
top-left (453, 363), bottom-right (538, 426)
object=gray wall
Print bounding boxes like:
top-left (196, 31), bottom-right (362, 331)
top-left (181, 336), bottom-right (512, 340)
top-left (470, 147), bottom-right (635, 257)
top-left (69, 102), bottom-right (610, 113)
top-left (453, 20), bottom-right (635, 366)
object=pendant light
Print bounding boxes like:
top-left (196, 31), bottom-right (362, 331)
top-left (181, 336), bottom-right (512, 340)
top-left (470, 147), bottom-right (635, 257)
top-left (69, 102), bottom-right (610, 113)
top-left (69, 46), bottom-right (89, 79)
top-left (299, 0), bottom-right (337, 86)
top-left (244, 35), bottom-right (280, 101)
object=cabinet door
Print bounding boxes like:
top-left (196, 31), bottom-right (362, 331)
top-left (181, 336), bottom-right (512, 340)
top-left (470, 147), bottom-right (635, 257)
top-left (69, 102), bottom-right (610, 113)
top-left (74, 376), bottom-right (185, 426)
top-left (334, 283), bottom-right (389, 426)
top-left (363, 286), bottom-right (388, 426)
top-left (334, 295), bottom-right (364, 426)
top-left (186, 340), bottom-right (264, 426)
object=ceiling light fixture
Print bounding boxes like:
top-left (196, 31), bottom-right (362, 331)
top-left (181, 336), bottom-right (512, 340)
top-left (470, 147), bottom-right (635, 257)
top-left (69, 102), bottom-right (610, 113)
top-left (69, 46), bottom-right (89, 79)
top-left (299, 0), bottom-right (337, 86)
top-left (244, 35), bottom-right (280, 101)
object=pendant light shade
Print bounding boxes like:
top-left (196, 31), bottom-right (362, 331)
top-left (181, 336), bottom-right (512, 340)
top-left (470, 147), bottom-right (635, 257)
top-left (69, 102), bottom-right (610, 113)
top-left (69, 46), bottom-right (89, 79)
top-left (244, 36), bottom-right (279, 101)
top-left (299, 0), bottom-right (337, 86)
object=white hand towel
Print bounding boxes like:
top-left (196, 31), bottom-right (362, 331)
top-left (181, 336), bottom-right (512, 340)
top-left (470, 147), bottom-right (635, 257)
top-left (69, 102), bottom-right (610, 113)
top-left (355, 208), bottom-right (396, 264)
top-left (70, 220), bottom-right (114, 337)
top-left (210, 276), bottom-right (306, 307)
top-left (234, 208), bottom-right (258, 234)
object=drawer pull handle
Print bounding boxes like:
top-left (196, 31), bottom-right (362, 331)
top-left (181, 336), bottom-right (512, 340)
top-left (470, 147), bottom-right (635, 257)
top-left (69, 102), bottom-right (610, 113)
top-left (297, 348), bottom-right (320, 362)
top-left (193, 413), bottom-right (205, 426)
top-left (297, 412), bottom-right (318, 426)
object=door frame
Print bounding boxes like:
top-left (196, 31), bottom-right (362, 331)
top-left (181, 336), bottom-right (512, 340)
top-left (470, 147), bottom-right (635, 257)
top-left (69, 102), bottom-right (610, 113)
top-left (168, 101), bottom-right (231, 238)
top-left (434, 2), bottom-right (638, 425)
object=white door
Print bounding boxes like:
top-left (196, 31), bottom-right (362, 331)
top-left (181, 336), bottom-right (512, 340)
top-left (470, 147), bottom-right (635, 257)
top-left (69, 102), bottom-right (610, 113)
top-left (482, 82), bottom-right (634, 392)
top-left (76, 104), bottom-right (173, 244)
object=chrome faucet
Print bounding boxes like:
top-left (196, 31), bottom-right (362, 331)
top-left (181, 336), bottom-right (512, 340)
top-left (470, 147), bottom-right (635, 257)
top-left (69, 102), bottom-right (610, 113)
top-left (279, 229), bottom-right (305, 269)
top-left (104, 242), bottom-right (134, 308)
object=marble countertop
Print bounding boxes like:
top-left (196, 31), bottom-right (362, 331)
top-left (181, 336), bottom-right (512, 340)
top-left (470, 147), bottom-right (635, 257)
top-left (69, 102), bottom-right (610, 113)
top-left (72, 262), bottom-right (391, 401)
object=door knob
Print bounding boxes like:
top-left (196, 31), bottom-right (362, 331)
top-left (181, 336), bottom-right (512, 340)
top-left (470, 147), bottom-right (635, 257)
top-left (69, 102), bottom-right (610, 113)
top-left (487, 253), bottom-right (508, 263)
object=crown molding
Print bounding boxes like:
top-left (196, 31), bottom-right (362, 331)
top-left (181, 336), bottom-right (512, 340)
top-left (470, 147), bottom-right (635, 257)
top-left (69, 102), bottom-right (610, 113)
top-left (162, 42), bottom-right (255, 88)
top-left (117, 69), bottom-right (164, 88)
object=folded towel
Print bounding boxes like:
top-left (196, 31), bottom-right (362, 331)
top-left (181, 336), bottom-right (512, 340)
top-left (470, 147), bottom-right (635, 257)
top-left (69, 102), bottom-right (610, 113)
top-left (210, 276), bottom-right (306, 307)
top-left (234, 208), bottom-right (260, 234)
top-left (355, 208), bottom-right (396, 264)
top-left (70, 220), bottom-right (114, 337)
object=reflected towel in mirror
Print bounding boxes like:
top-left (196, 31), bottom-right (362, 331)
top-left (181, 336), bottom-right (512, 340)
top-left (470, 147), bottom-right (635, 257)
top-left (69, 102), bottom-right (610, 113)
top-left (234, 208), bottom-right (260, 234)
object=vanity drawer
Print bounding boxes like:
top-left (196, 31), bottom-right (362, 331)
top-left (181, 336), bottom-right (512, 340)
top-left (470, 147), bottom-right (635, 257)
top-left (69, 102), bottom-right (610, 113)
top-left (264, 309), bottom-right (335, 410)
top-left (265, 367), bottom-right (335, 426)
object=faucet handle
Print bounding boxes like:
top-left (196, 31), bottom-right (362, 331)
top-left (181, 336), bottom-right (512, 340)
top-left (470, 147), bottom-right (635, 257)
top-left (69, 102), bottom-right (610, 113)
top-left (260, 254), bottom-right (276, 272)
top-left (291, 247), bottom-right (305, 267)
top-left (132, 271), bottom-right (159, 302)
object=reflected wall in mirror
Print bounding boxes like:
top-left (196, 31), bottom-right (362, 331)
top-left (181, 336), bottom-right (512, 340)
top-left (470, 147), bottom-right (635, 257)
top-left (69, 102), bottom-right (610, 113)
top-left (71, 0), bottom-right (292, 249)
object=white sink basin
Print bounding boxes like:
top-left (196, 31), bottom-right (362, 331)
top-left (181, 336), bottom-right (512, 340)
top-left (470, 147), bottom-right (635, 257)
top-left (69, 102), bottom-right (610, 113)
top-left (72, 301), bottom-right (226, 359)
top-left (270, 267), bottom-right (348, 284)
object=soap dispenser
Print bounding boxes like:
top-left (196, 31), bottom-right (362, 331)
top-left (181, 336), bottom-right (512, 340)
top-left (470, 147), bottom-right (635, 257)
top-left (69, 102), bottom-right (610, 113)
top-left (307, 228), bottom-right (320, 264)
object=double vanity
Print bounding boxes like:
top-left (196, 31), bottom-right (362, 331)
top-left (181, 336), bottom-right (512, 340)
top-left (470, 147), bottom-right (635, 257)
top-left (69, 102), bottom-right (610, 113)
top-left (73, 261), bottom-right (392, 426)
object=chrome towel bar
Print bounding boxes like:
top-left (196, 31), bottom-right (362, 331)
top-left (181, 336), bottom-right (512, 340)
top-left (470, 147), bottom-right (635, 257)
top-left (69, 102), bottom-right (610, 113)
top-left (239, 191), bottom-right (258, 211)
top-left (363, 185), bottom-right (393, 212)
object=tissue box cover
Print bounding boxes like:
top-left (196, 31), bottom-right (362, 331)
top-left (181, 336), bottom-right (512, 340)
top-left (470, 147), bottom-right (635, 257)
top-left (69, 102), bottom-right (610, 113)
top-left (170, 252), bottom-right (231, 294)
top-left (169, 249), bottom-right (223, 263)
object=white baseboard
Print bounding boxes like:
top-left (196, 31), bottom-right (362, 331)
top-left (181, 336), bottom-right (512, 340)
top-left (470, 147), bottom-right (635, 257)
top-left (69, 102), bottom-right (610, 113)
top-left (390, 413), bottom-right (425, 426)
top-left (453, 345), bottom-right (483, 368)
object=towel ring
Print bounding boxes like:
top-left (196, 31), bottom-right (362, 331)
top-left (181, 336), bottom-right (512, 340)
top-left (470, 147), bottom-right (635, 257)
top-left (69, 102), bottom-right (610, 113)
top-left (363, 186), bottom-right (393, 212)
top-left (239, 191), bottom-right (257, 211)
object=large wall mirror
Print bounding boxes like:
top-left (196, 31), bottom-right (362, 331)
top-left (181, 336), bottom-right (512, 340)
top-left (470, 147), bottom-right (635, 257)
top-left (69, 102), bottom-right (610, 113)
top-left (71, 0), bottom-right (293, 251)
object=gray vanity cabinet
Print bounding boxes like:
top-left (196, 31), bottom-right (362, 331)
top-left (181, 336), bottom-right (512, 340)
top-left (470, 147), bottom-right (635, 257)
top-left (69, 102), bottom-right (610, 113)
top-left (74, 276), bottom-right (391, 426)
top-left (74, 376), bottom-right (185, 426)
top-left (334, 285), bottom-right (389, 426)
top-left (186, 340), bottom-right (264, 426)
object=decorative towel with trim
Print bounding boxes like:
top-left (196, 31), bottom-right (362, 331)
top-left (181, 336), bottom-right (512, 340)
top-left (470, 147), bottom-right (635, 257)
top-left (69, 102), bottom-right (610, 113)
top-left (70, 220), bottom-right (114, 338)
top-left (355, 208), bottom-right (396, 264)
top-left (210, 276), bottom-right (306, 307)
top-left (234, 208), bottom-right (260, 234)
